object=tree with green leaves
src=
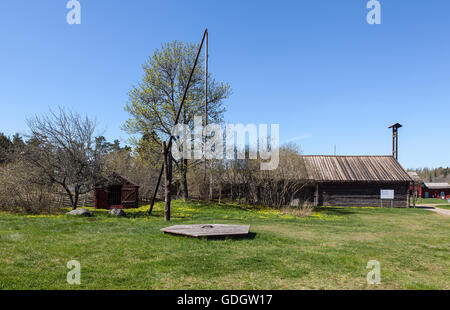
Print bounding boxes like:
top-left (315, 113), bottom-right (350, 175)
top-left (124, 41), bottom-right (231, 201)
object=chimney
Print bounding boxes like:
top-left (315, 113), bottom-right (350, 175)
top-left (388, 123), bottom-right (402, 160)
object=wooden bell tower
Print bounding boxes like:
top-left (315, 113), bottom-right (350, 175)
top-left (389, 123), bottom-right (402, 160)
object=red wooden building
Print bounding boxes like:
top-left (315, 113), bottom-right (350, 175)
top-left (422, 183), bottom-right (450, 199)
top-left (94, 174), bottom-right (139, 209)
top-left (408, 171), bottom-right (423, 199)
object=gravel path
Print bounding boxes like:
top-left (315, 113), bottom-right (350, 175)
top-left (417, 204), bottom-right (450, 217)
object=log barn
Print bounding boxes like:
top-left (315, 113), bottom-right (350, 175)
top-left (300, 155), bottom-right (412, 208)
top-left (94, 174), bottom-right (139, 209)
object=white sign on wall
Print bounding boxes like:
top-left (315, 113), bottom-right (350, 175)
top-left (380, 190), bottom-right (394, 200)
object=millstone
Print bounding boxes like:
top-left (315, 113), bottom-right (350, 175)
top-left (161, 224), bottom-right (250, 238)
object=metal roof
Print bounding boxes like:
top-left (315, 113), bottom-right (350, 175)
top-left (302, 155), bottom-right (412, 183)
top-left (423, 182), bottom-right (450, 189)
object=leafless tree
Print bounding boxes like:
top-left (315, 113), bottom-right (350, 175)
top-left (24, 107), bottom-right (105, 209)
top-left (252, 143), bottom-right (310, 207)
top-left (196, 143), bottom-right (310, 208)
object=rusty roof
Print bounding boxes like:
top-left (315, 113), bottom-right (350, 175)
top-left (302, 155), bottom-right (412, 183)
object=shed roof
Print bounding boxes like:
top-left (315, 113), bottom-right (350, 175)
top-left (423, 182), bottom-right (450, 189)
top-left (301, 155), bottom-right (412, 183)
top-left (95, 173), bottom-right (138, 188)
top-left (109, 173), bottom-right (138, 186)
top-left (407, 171), bottom-right (422, 181)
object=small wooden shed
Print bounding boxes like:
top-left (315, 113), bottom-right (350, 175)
top-left (94, 174), bottom-right (139, 209)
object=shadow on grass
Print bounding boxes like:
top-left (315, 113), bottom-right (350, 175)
top-left (161, 231), bottom-right (257, 241)
top-left (127, 210), bottom-right (163, 218)
top-left (314, 207), bottom-right (357, 216)
top-left (206, 232), bottom-right (257, 241)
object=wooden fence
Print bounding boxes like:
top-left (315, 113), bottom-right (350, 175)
top-left (59, 192), bottom-right (95, 208)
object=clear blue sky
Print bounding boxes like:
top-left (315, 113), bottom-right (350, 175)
top-left (1, 0), bottom-right (449, 169)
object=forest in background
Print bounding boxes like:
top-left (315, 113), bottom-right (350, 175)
top-left (408, 167), bottom-right (450, 183)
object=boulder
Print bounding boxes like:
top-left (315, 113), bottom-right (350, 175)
top-left (109, 208), bottom-right (126, 217)
top-left (66, 209), bottom-right (92, 217)
top-left (290, 199), bottom-right (300, 207)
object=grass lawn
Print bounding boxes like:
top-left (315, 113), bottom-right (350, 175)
top-left (0, 201), bottom-right (449, 290)
top-left (414, 198), bottom-right (450, 205)
top-left (436, 205), bottom-right (450, 210)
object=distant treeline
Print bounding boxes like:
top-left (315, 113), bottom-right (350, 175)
top-left (410, 167), bottom-right (450, 183)
top-left (0, 132), bottom-right (24, 164)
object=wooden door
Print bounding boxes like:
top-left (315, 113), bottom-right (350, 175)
top-left (121, 186), bottom-right (138, 208)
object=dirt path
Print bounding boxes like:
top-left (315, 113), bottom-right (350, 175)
top-left (417, 204), bottom-right (450, 217)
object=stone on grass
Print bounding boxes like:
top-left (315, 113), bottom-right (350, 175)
top-left (109, 208), bottom-right (126, 217)
top-left (66, 209), bottom-right (92, 217)
top-left (290, 198), bottom-right (300, 207)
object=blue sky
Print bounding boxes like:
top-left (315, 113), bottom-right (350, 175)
top-left (0, 0), bottom-right (449, 168)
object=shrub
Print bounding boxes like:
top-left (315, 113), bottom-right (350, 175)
top-left (281, 203), bottom-right (314, 218)
top-left (0, 163), bottom-right (61, 214)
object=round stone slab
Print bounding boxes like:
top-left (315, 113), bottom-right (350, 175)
top-left (161, 224), bottom-right (250, 238)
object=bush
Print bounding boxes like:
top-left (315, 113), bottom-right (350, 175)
top-left (281, 204), bottom-right (313, 218)
top-left (0, 163), bottom-right (61, 214)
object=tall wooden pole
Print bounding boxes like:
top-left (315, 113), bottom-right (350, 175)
top-left (396, 128), bottom-right (399, 160)
top-left (163, 141), bottom-right (171, 221)
top-left (388, 123), bottom-right (402, 161)
top-left (392, 127), bottom-right (397, 159)
top-left (203, 30), bottom-right (208, 191)
top-left (394, 128), bottom-right (398, 160)
top-left (148, 29), bottom-right (208, 214)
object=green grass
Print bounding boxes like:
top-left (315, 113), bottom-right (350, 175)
top-left (414, 198), bottom-right (450, 204)
top-left (436, 204), bottom-right (450, 210)
top-left (0, 201), bottom-right (449, 290)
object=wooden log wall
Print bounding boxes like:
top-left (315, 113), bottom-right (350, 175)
top-left (318, 182), bottom-right (410, 208)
